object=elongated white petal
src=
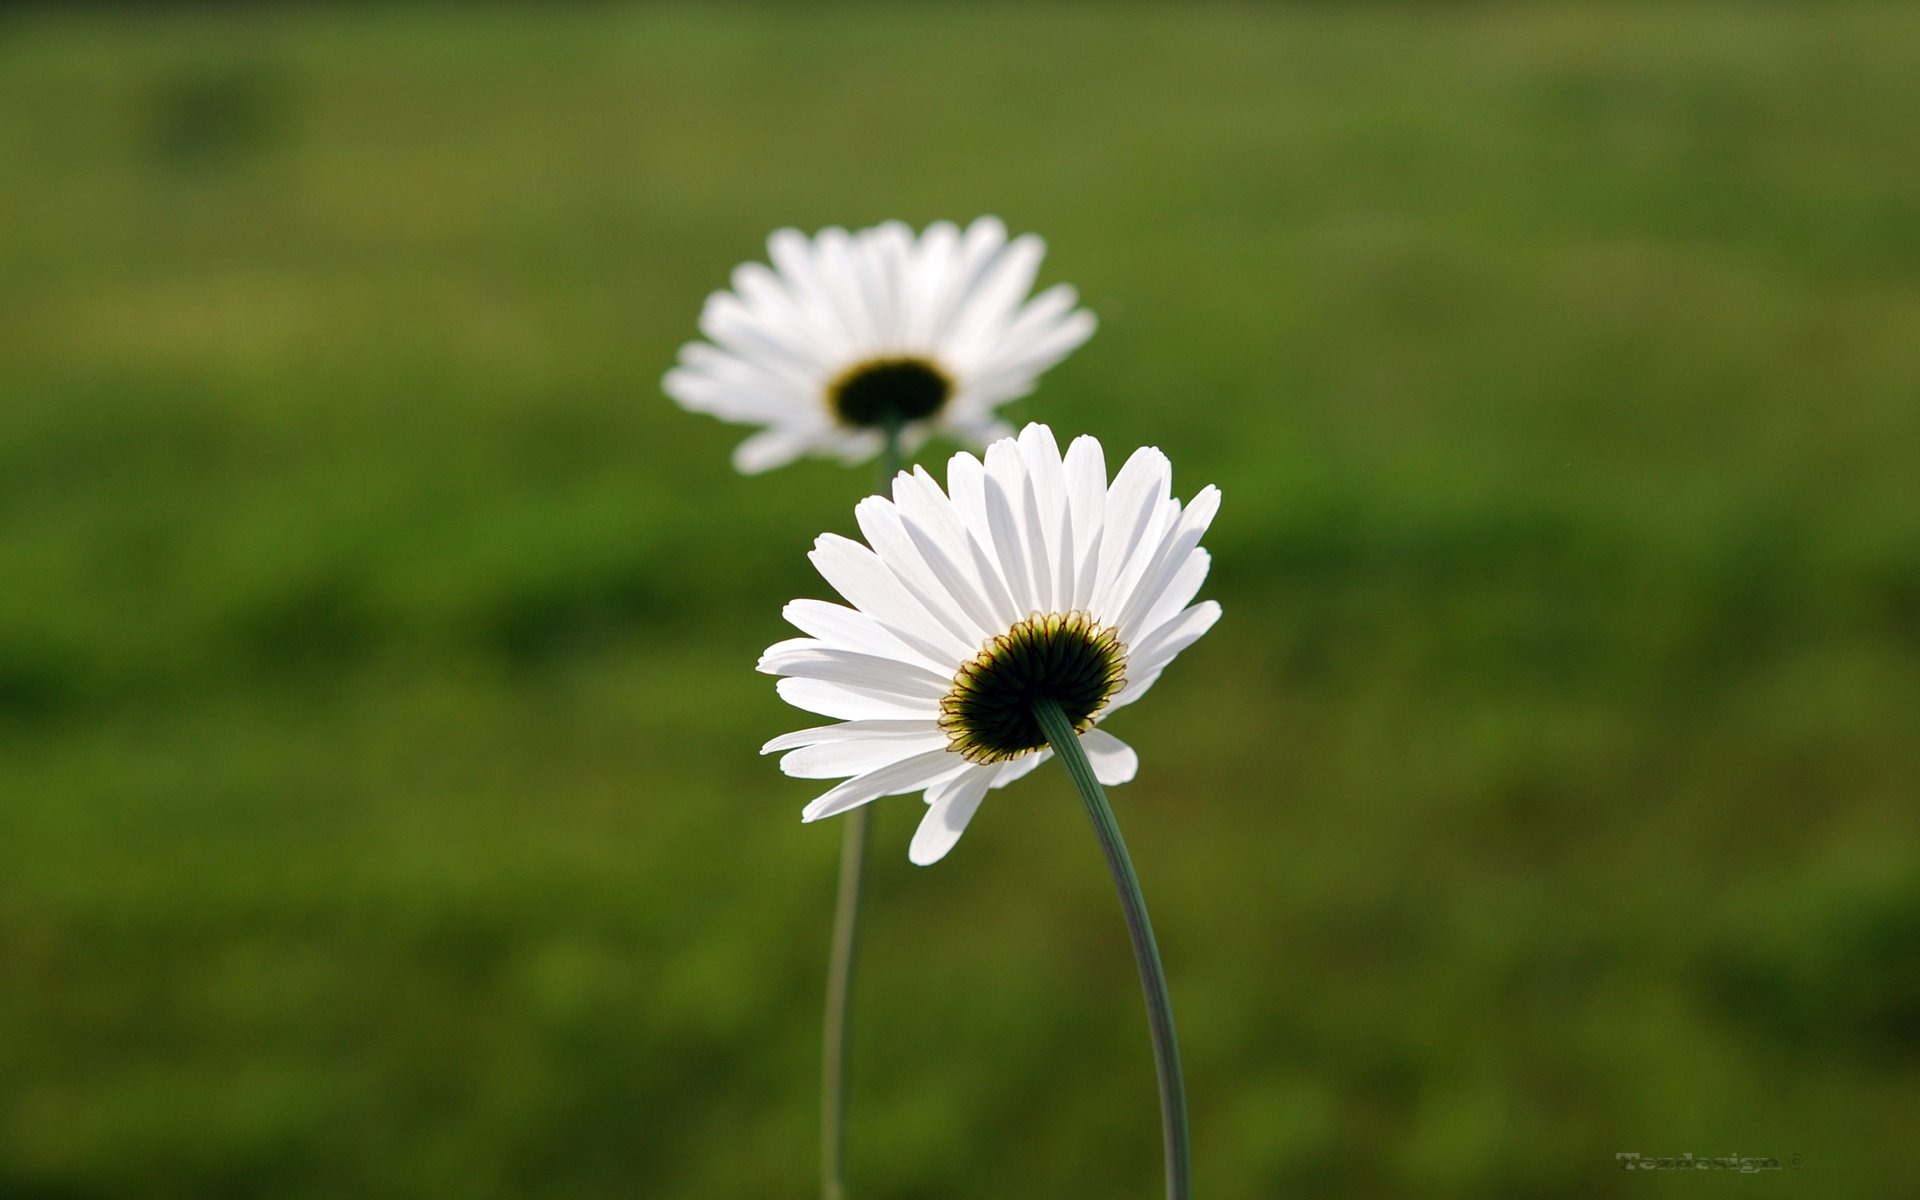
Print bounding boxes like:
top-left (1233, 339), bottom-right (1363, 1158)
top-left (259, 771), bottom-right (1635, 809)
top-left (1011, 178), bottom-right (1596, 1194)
top-left (781, 599), bottom-right (948, 675)
top-left (931, 216), bottom-right (1011, 344)
top-left (767, 228), bottom-right (840, 331)
top-left (756, 645), bottom-right (951, 700)
top-left (943, 450), bottom-right (1020, 625)
top-left (855, 496), bottom-right (989, 646)
top-left (967, 312), bottom-right (1099, 402)
top-left (893, 467), bottom-right (1012, 635)
top-left (762, 719), bottom-right (943, 755)
top-left (944, 234), bottom-right (1045, 369)
top-left (1099, 494), bottom-right (1179, 627)
top-left (995, 305), bottom-right (1098, 377)
top-left (809, 533), bottom-right (974, 663)
top-left (1136, 548), bottom-right (1211, 639)
top-left (699, 292), bottom-right (828, 379)
top-left (1132, 600), bottom-right (1222, 676)
top-left (1116, 485), bottom-right (1221, 642)
top-left (908, 767), bottom-right (996, 865)
top-left (733, 262), bottom-right (843, 360)
top-left (1093, 446), bottom-right (1171, 616)
top-left (1018, 423), bottom-right (1074, 612)
top-left (1079, 728), bottom-right (1139, 785)
top-left (1061, 434), bottom-right (1108, 609)
top-left (664, 358), bottom-right (814, 422)
top-left (781, 729), bottom-right (953, 779)
top-left (777, 677), bottom-right (935, 721)
top-left (989, 749), bottom-right (1051, 787)
top-left (982, 439), bottom-right (1038, 611)
top-left (731, 428), bottom-right (810, 474)
top-left (981, 283), bottom-right (1081, 369)
top-left (1106, 665), bottom-right (1162, 713)
top-left (902, 220), bottom-right (960, 347)
top-left (757, 636), bottom-right (825, 663)
top-left (671, 341), bottom-right (819, 399)
top-left (802, 749), bottom-right (971, 822)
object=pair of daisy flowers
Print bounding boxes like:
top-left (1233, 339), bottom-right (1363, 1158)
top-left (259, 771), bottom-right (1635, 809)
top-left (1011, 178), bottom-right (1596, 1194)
top-left (667, 217), bottom-right (1222, 865)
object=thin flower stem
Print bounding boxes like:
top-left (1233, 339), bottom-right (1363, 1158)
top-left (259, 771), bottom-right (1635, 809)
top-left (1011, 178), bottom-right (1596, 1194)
top-left (821, 420), bottom-right (905, 1200)
top-left (820, 803), bottom-right (867, 1200)
top-left (1034, 698), bottom-right (1193, 1200)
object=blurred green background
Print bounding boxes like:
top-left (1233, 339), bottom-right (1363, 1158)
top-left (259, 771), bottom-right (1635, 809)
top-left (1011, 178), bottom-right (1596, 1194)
top-left (3, 3), bottom-right (1917, 1196)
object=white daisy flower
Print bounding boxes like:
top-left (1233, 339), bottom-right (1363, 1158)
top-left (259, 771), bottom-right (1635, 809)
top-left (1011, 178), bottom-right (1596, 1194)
top-left (759, 423), bottom-right (1221, 865)
top-left (664, 217), bottom-right (1097, 475)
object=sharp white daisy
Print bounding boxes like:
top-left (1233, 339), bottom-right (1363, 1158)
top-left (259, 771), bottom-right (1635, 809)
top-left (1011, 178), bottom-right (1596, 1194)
top-left (759, 423), bottom-right (1221, 865)
top-left (664, 217), bottom-right (1097, 475)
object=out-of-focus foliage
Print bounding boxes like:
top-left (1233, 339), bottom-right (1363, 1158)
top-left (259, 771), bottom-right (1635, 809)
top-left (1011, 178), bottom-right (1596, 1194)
top-left (2, 3), bottom-right (1916, 1197)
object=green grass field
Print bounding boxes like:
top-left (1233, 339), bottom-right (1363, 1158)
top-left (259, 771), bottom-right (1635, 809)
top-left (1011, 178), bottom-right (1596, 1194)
top-left (3, 3), bottom-right (1918, 1196)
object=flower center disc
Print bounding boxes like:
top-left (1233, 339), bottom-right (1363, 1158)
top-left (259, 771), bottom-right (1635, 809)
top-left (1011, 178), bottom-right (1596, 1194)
top-left (829, 357), bottom-right (952, 429)
top-left (939, 611), bottom-right (1128, 764)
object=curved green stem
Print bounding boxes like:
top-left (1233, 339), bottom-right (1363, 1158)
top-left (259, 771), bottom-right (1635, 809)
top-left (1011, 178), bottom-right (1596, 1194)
top-left (821, 420), bottom-right (905, 1200)
top-left (1034, 699), bottom-right (1193, 1200)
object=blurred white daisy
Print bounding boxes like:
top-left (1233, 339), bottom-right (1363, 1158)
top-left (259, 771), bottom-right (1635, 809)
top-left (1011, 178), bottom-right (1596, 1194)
top-left (664, 218), bottom-right (1097, 474)
top-left (759, 423), bottom-right (1221, 864)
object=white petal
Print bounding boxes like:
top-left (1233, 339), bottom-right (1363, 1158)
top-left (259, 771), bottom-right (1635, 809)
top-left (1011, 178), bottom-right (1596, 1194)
top-left (943, 234), bottom-right (1045, 370)
top-left (802, 748), bottom-right (971, 822)
top-left (762, 719), bottom-right (942, 754)
top-left (781, 728), bottom-right (953, 779)
top-left (1017, 423), bottom-right (1075, 612)
top-left (777, 677), bottom-right (935, 721)
top-left (665, 357), bottom-right (815, 422)
top-left (1136, 548), bottom-right (1212, 639)
top-left (943, 450), bottom-right (1021, 626)
top-left (989, 749), bottom-right (1051, 788)
top-left (672, 340), bottom-right (819, 396)
top-left (732, 261), bottom-right (844, 362)
top-left (758, 635), bottom-right (825, 662)
top-left (1106, 665), bottom-right (1162, 713)
top-left (781, 599), bottom-right (949, 675)
top-left (924, 216), bottom-right (1010, 346)
top-left (1132, 600), bottom-right (1222, 676)
top-left (765, 228), bottom-right (848, 350)
top-left (893, 467), bottom-right (1013, 635)
top-left (901, 220), bottom-right (961, 347)
top-left (855, 496), bottom-right (989, 646)
top-left (1116, 485), bottom-right (1221, 642)
top-left (940, 415), bottom-right (1018, 450)
top-left (1079, 728), bottom-right (1139, 785)
top-left (809, 534), bottom-right (973, 664)
top-left (908, 767), bottom-right (996, 865)
top-left (1092, 446), bottom-right (1171, 618)
top-left (971, 308), bottom-right (1097, 389)
top-left (828, 429), bottom-right (884, 465)
top-left (1062, 434), bottom-right (1108, 610)
top-left (1102, 493), bottom-right (1179, 627)
top-left (699, 291), bottom-right (830, 377)
top-left (856, 221), bottom-right (914, 346)
top-left (732, 428), bottom-right (809, 474)
top-left (977, 283), bottom-right (1080, 370)
top-left (756, 644), bottom-right (951, 699)
top-left (812, 227), bottom-right (881, 350)
top-left (982, 438), bottom-right (1039, 612)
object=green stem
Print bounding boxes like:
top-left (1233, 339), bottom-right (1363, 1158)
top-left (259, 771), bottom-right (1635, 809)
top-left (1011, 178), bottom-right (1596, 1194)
top-left (1034, 698), bottom-right (1193, 1200)
top-left (820, 805), bottom-right (867, 1200)
top-left (821, 419), bottom-right (905, 1200)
